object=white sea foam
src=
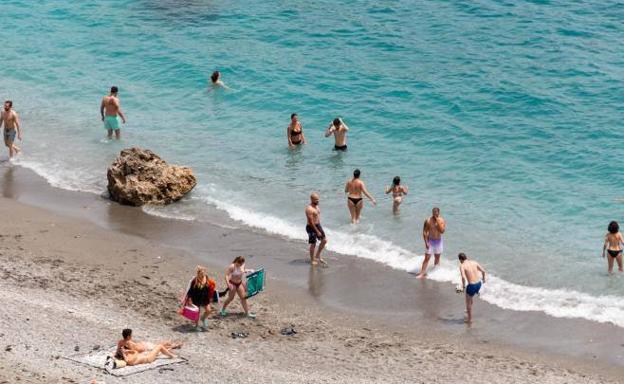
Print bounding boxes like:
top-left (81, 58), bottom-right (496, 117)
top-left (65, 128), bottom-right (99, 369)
top-left (12, 158), bottom-right (103, 195)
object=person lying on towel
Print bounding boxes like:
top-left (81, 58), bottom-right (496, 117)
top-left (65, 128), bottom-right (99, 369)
top-left (115, 329), bottom-right (179, 366)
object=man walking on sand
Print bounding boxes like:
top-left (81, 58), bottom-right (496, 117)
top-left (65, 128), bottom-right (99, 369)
top-left (0, 101), bottom-right (22, 158)
top-left (416, 207), bottom-right (446, 279)
top-left (305, 193), bottom-right (327, 266)
top-left (325, 117), bottom-right (349, 151)
top-left (100, 86), bottom-right (126, 139)
top-left (458, 252), bottom-right (486, 323)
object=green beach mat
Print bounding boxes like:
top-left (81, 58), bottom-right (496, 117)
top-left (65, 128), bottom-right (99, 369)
top-left (246, 268), bottom-right (265, 299)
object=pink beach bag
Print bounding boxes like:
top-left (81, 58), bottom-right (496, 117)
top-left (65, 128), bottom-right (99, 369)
top-left (179, 304), bottom-right (200, 322)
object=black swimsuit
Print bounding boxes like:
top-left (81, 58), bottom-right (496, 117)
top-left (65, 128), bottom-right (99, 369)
top-left (348, 197), bottom-right (363, 205)
top-left (290, 126), bottom-right (302, 145)
top-left (607, 249), bottom-right (622, 258)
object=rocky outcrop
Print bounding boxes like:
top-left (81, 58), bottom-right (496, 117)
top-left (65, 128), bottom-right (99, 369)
top-left (107, 148), bottom-right (197, 206)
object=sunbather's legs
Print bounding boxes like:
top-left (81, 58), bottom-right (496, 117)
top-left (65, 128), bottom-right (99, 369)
top-left (136, 344), bottom-right (175, 364)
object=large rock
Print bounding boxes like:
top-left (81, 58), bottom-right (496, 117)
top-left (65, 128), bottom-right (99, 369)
top-left (107, 147), bottom-right (197, 206)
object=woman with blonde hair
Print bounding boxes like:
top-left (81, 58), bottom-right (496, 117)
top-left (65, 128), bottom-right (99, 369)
top-left (219, 256), bottom-right (256, 318)
top-left (182, 266), bottom-right (216, 330)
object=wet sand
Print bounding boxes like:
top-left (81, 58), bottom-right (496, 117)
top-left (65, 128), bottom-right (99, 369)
top-left (0, 165), bottom-right (622, 383)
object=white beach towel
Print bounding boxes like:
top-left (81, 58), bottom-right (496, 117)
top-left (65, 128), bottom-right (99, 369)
top-left (65, 346), bottom-right (186, 377)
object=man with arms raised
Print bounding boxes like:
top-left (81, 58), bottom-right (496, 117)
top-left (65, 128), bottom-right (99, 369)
top-left (305, 192), bottom-right (327, 266)
top-left (458, 253), bottom-right (486, 323)
top-left (0, 101), bottom-right (21, 158)
top-left (416, 207), bottom-right (446, 278)
top-left (325, 117), bottom-right (349, 151)
top-left (100, 86), bottom-right (126, 139)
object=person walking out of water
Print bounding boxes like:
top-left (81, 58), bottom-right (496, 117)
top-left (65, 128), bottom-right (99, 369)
top-left (100, 86), bottom-right (126, 139)
top-left (458, 252), bottom-right (486, 323)
top-left (287, 113), bottom-right (306, 148)
top-left (305, 192), bottom-right (327, 266)
top-left (417, 207), bottom-right (445, 278)
top-left (345, 169), bottom-right (376, 224)
top-left (325, 117), bottom-right (349, 151)
top-left (602, 221), bottom-right (624, 274)
top-left (385, 176), bottom-right (408, 214)
top-left (0, 101), bottom-right (21, 158)
top-left (220, 256), bottom-right (256, 318)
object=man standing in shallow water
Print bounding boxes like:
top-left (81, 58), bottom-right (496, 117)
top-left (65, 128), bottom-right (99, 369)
top-left (325, 117), bottom-right (349, 151)
top-left (416, 207), bottom-right (446, 279)
top-left (458, 252), bottom-right (486, 323)
top-left (305, 193), bottom-right (327, 266)
top-left (100, 86), bottom-right (126, 139)
top-left (0, 101), bottom-right (21, 158)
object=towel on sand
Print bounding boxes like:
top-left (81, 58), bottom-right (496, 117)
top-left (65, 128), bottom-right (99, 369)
top-left (65, 346), bottom-right (186, 377)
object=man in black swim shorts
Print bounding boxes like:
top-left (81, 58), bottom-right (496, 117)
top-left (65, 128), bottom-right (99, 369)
top-left (325, 117), bottom-right (349, 152)
top-left (305, 193), bottom-right (327, 266)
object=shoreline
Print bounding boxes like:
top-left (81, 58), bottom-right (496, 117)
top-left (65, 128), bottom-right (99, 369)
top-left (1, 164), bottom-right (623, 383)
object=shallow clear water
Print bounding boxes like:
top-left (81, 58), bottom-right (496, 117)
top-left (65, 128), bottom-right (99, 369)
top-left (1, 0), bottom-right (624, 325)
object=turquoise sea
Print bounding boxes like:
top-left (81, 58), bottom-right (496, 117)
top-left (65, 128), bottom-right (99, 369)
top-left (1, 0), bottom-right (623, 325)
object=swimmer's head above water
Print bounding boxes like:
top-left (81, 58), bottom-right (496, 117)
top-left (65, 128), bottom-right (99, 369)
top-left (333, 117), bottom-right (341, 127)
top-left (211, 71), bottom-right (220, 83)
top-left (110, 86), bottom-right (118, 95)
top-left (4, 100), bottom-right (12, 111)
top-left (392, 176), bottom-right (400, 186)
top-left (353, 169), bottom-right (360, 179)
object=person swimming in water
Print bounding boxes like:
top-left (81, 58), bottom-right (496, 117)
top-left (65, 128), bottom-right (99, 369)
top-left (385, 176), bottom-right (408, 215)
top-left (344, 169), bottom-right (376, 224)
top-left (287, 113), bottom-right (306, 148)
top-left (602, 221), bottom-right (624, 274)
top-left (209, 70), bottom-right (230, 90)
top-left (457, 253), bottom-right (486, 324)
top-left (325, 117), bottom-right (349, 151)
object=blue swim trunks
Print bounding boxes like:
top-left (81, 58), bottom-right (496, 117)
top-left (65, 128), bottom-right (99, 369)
top-left (466, 281), bottom-right (482, 297)
top-left (103, 115), bottom-right (121, 130)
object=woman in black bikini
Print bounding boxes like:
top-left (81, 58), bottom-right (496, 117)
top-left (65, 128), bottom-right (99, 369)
top-left (602, 221), bottom-right (624, 274)
top-left (344, 169), bottom-right (376, 224)
top-left (287, 113), bottom-right (306, 148)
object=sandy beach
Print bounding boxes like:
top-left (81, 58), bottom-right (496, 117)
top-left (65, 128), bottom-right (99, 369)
top-left (0, 166), bottom-right (621, 384)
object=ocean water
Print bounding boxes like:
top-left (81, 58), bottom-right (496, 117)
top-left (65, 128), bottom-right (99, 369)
top-left (1, 0), bottom-right (624, 325)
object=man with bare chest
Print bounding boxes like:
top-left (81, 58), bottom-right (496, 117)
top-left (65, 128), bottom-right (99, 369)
top-left (0, 100), bottom-right (22, 158)
top-left (305, 193), bottom-right (327, 266)
top-left (100, 86), bottom-right (126, 139)
top-left (325, 117), bottom-right (349, 151)
top-left (416, 207), bottom-right (446, 279)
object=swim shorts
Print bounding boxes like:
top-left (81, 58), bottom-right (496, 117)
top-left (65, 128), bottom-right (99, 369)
top-left (104, 115), bottom-right (121, 130)
top-left (426, 238), bottom-right (443, 255)
top-left (3, 128), bottom-right (16, 144)
top-left (306, 224), bottom-right (326, 244)
top-left (466, 281), bottom-right (482, 297)
top-left (334, 144), bottom-right (347, 151)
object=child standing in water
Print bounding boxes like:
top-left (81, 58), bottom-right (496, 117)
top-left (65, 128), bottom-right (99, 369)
top-left (602, 221), bottom-right (624, 273)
